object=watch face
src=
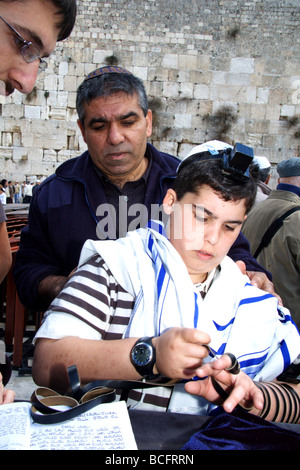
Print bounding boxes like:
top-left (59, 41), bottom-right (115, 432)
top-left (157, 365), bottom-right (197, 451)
top-left (132, 343), bottom-right (152, 366)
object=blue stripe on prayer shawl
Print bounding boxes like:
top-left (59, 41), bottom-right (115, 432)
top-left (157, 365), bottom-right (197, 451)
top-left (157, 263), bottom-right (166, 298)
top-left (209, 343), bottom-right (227, 356)
top-left (278, 310), bottom-right (299, 329)
top-left (213, 317), bottom-right (235, 331)
top-left (193, 293), bottom-right (199, 328)
top-left (280, 339), bottom-right (291, 371)
top-left (238, 346), bottom-right (270, 361)
top-left (134, 288), bottom-right (143, 311)
top-left (239, 292), bottom-right (273, 306)
top-left (146, 224), bottom-right (168, 263)
top-left (153, 242), bottom-right (170, 333)
top-left (239, 352), bottom-right (269, 370)
top-left (158, 276), bottom-right (170, 334)
top-left (147, 233), bottom-right (154, 257)
top-left (147, 219), bottom-right (166, 234)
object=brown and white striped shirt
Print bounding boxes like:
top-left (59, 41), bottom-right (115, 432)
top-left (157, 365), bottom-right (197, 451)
top-left (35, 254), bottom-right (175, 411)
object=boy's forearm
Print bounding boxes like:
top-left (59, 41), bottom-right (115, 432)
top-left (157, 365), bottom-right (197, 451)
top-left (32, 336), bottom-right (140, 393)
top-left (252, 381), bottom-right (300, 424)
top-left (32, 328), bottom-right (211, 393)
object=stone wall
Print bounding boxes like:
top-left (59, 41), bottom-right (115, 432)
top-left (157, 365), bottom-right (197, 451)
top-left (1, 0), bottom-right (299, 187)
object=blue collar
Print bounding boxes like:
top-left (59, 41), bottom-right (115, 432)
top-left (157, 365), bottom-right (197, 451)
top-left (277, 183), bottom-right (300, 198)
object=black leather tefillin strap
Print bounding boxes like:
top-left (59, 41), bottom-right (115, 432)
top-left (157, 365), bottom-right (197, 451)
top-left (30, 365), bottom-right (175, 424)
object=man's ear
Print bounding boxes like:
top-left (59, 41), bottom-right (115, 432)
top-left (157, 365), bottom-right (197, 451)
top-left (146, 109), bottom-right (153, 138)
top-left (77, 119), bottom-right (87, 143)
top-left (163, 189), bottom-right (177, 215)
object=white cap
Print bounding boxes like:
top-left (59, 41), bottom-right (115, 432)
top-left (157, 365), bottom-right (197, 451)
top-left (185, 140), bottom-right (233, 159)
top-left (252, 156), bottom-right (271, 169)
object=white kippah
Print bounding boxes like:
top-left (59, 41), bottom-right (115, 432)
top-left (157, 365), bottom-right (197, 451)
top-left (252, 156), bottom-right (271, 169)
top-left (185, 140), bottom-right (232, 159)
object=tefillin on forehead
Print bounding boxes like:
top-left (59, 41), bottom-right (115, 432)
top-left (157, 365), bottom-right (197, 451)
top-left (179, 143), bottom-right (254, 181)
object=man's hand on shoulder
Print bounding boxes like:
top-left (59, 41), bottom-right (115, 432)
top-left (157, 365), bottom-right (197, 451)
top-left (235, 260), bottom-right (282, 305)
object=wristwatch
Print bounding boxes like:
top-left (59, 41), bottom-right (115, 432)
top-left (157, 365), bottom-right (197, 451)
top-left (130, 336), bottom-right (159, 380)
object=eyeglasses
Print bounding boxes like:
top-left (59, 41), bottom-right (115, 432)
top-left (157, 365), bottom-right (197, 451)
top-left (0, 15), bottom-right (47, 73)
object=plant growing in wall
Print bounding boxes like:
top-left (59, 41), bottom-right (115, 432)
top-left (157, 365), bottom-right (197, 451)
top-left (202, 105), bottom-right (238, 142)
top-left (286, 116), bottom-right (300, 139)
top-left (105, 55), bottom-right (119, 66)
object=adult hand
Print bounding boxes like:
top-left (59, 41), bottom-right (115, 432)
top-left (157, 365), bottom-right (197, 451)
top-left (38, 268), bottom-right (78, 308)
top-left (153, 327), bottom-right (210, 379)
top-left (235, 260), bottom-right (282, 305)
top-left (185, 354), bottom-right (264, 414)
top-left (0, 373), bottom-right (15, 405)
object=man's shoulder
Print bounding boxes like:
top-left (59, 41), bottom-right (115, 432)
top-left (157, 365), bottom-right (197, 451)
top-left (55, 150), bottom-right (91, 177)
top-left (249, 190), bottom-right (299, 218)
top-left (245, 191), bottom-right (280, 218)
top-left (39, 151), bottom-right (90, 188)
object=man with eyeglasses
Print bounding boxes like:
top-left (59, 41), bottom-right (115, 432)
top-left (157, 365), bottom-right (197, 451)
top-left (0, 0), bottom-right (77, 405)
top-left (0, 0), bottom-right (77, 96)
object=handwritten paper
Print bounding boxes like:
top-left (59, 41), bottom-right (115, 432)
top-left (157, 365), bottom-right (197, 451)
top-left (0, 400), bottom-right (137, 450)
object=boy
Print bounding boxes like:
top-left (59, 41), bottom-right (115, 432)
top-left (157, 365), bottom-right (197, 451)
top-left (32, 140), bottom-right (300, 414)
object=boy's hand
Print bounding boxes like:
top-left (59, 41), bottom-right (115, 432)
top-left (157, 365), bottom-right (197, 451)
top-left (153, 327), bottom-right (211, 379)
top-left (185, 354), bottom-right (264, 413)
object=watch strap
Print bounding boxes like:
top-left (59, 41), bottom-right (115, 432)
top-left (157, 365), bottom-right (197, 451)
top-left (131, 336), bottom-right (159, 380)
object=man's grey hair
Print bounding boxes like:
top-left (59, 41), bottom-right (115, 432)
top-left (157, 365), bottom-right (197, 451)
top-left (76, 72), bottom-right (149, 125)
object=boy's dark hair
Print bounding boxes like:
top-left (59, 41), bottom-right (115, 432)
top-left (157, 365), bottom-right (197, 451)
top-left (0, 0), bottom-right (77, 41)
top-left (76, 70), bottom-right (149, 125)
top-left (174, 158), bottom-right (257, 214)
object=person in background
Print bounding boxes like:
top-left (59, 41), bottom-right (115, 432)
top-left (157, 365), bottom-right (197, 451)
top-left (23, 181), bottom-right (33, 203)
top-left (249, 155), bottom-right (271, 205)
top-left (14, 181), bottom-right (20, 203)
top-left (7, 181), bottom-right (14, 203)
top-left (0, 180), bottom-right (7, 205)
top-left (243, 157), bottom-right (300, 331)
top-left (32, 179), bottom-right (41, 195)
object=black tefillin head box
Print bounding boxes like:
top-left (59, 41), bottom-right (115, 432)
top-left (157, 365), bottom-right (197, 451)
top-left (228, 143), bottom-right (254, 176)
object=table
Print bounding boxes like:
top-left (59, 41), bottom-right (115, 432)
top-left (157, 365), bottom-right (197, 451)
top-left (129, 410), bottom-right (210, 449)
top-left (129, 409), bottom-right (300, 450)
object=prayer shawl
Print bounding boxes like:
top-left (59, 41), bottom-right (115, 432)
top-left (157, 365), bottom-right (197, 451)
top-left (79, 220), bottom-right (300, 385)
